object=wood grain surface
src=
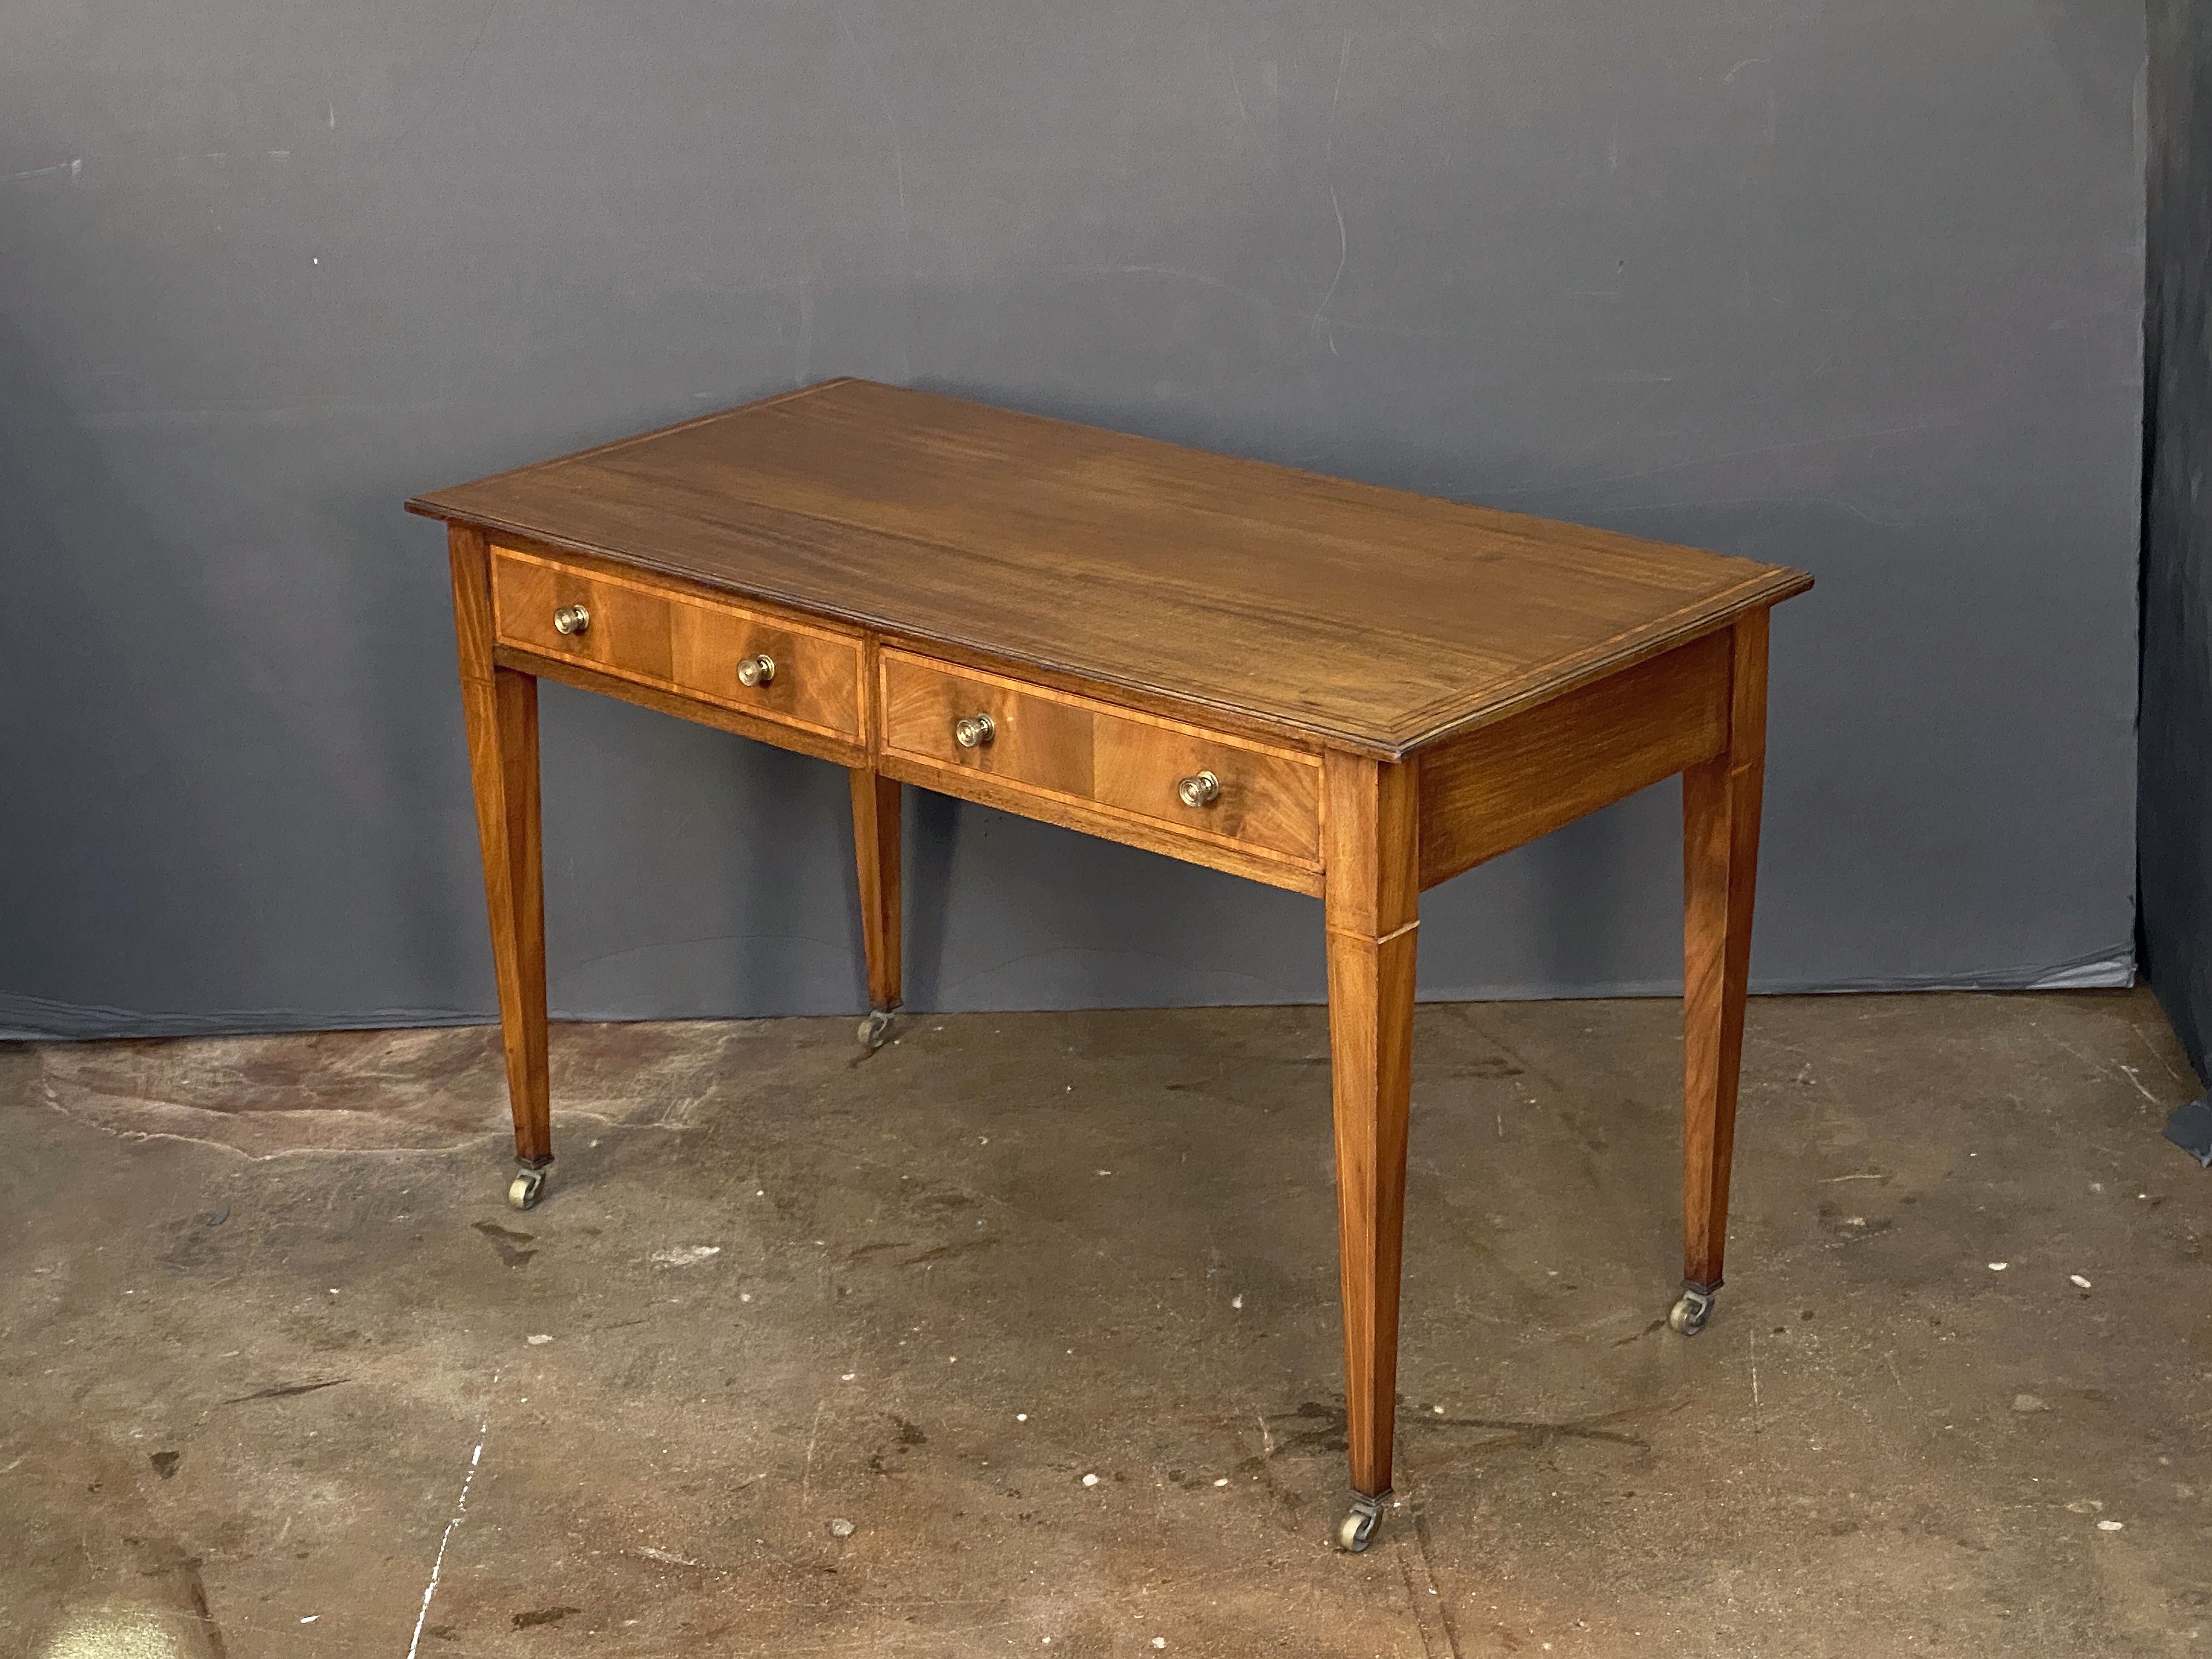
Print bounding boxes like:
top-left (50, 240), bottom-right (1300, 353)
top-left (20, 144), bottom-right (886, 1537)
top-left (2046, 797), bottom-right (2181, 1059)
top-left (413, 380), bottom-right (1812, 759)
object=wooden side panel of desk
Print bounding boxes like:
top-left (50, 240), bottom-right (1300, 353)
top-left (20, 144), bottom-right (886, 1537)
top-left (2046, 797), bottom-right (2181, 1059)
top-left (1414, 630), bottom-right (1731, 889)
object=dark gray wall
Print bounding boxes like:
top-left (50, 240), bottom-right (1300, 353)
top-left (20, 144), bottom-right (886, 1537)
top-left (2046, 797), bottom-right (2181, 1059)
top-left (1, 3), bottom-right (2147, 1037)
top-left (2143, 0), bottom-right (2212, 1084)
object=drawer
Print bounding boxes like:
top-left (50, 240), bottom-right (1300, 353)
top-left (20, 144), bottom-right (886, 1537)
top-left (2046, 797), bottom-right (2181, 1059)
top-left (880, 649), bottom-right (1321, 864)
top-left (492, 547), bottom-right (863, 740)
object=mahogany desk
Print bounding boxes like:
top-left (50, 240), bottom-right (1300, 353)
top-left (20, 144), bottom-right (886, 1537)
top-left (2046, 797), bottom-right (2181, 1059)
top-left (408, 378), bottom-right (1811, 1552)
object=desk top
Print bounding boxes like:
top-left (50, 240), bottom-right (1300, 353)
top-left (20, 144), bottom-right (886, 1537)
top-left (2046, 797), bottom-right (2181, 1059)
top-left (410, 379), bottom-right (1809, 759)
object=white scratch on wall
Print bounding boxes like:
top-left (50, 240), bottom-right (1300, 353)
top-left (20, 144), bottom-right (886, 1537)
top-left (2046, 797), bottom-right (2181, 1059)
top-left (1314, 33), bottom-right (1353, 355)
top-left (793, 279), bottom-right (814, 386)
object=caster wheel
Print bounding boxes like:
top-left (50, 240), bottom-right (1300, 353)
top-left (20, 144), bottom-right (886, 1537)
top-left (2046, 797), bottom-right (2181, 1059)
top-left (1668, 1286), bottom-right (1714, 1336)
top-left (508, 1168), bottom-right (547, 1211)
top-left (857, 1009), bottom-right (894, 1050)
top-left (1335, 1496), bottom-right (1385, 1553)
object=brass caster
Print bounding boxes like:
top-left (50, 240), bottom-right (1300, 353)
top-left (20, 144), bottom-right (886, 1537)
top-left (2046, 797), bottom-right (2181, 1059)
top-left (508, 1167), bottom-right (548, 1211)
top-left (857, 1008), bottom-right (895, 1050)
top-left (1335, 1494), bottom-right (1386, 1553)
top-left (1668, 1285), bottom-right (1715, 1336)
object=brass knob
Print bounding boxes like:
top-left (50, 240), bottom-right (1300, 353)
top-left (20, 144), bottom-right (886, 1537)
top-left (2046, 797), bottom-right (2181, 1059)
top-left (952, 713), bottom-right (995, 750)
top-left (736, 652), bottom-right (776, 687)
top-left (1177, 770), bottom-right (1221, 808)
top-left (552, 603), bottom-right (590, 636)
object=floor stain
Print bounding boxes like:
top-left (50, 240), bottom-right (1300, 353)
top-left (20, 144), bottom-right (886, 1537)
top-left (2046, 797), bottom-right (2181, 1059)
top-left (510, 1606), bottom-right (582, 1629)
top-left (219, 1379), bottom-right (347, 1406)
top-left (471, 1220), bottom-right (538, 1268)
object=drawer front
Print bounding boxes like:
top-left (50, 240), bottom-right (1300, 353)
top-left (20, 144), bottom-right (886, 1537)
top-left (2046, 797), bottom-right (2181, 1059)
top-left (880, 650), bottom-right (1321, 864)
top-left (492, 547), bottom-right (862, 740)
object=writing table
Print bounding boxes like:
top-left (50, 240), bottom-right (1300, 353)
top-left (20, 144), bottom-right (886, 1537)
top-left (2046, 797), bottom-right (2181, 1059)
top-left (408, 378), bottom-right (1812, 1551)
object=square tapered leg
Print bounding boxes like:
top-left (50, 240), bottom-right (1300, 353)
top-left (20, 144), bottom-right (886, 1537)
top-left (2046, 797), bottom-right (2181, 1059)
top-left (1322, 752), bottom-right (1419, 1526)
top-left (1678, 612), bottom-right (1768, 1323)
top-left (850, 769), bottom-right (902, 1048)
top-left (450, 524), bottom-right (551, 1189)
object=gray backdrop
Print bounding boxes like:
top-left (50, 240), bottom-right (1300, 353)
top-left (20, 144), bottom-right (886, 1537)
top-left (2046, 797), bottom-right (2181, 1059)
top-left (0, 2), bottom-right (2147, 1037)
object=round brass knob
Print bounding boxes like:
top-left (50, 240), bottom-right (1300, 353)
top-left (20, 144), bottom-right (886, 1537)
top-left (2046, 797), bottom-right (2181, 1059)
top-left (952, 713), bottom-right (995, 750)
top-left (552, 603), bottom-right (590, 636)
top-left (1177, 770), bottom-right (1222, 808)
top-left (736, 653), bottom-right (776, 687)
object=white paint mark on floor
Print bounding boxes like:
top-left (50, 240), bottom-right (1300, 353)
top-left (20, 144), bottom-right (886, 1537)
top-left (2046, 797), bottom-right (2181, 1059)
top-left (800, 1398), bottom-right (827, 1497)
top-left (1749, 1331), bottom-right (1762, 1427)
top-left (1885, 1352), bottom-right (1912, 1407)
top-left (406, 1377), bottom-right (497, 1659)
top-left (650, 1244), bottom-right (721, 1268)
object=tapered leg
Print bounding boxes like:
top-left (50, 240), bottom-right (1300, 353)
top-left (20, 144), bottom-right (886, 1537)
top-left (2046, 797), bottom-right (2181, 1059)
top-left (450, 525), bottom-right (551, 1172)
top-left (1322, 753), bottom-right (1419, 1517)
top-left (849, 769), bottom-right (902, 1016)
top-left (1680, 611), bottom-right (1769, 1304)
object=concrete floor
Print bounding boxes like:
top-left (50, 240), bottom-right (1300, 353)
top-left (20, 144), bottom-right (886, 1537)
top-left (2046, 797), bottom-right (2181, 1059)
top-left (3, 989), bottom-right (2208, 1658)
